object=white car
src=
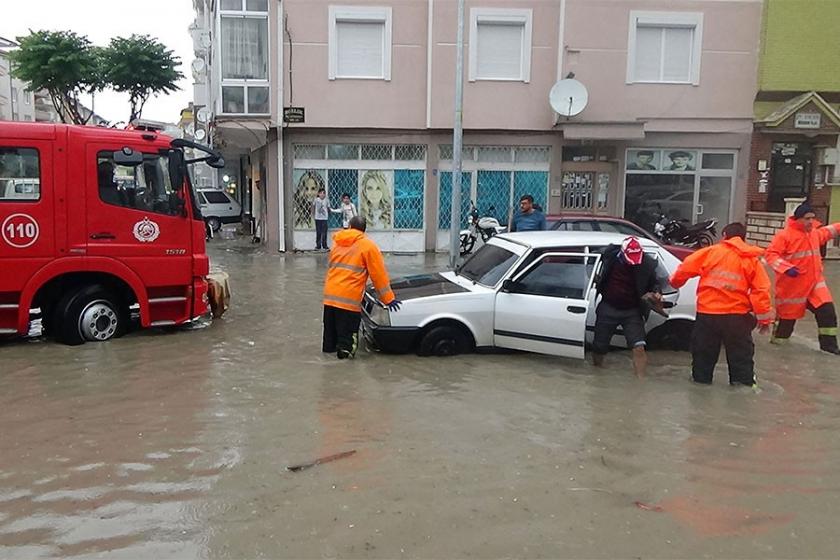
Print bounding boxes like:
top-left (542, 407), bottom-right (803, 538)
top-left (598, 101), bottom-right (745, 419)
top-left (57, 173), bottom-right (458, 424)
top-left (197, 188), bottom-right (241, 232)
top-left (362, 231), bottom-right (699, 358)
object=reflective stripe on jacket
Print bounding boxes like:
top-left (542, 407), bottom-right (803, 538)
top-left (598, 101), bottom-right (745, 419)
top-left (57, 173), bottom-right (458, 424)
top-left (669, 237), bottom-right (773, 320)
top-left (323, 229), bottom-right (395, 312)
top-left (765, 218), bottom-right (839, 320)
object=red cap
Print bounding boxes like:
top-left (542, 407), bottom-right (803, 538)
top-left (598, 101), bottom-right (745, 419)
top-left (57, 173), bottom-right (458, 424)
top-left (621, 237), bottom-right (644, 266)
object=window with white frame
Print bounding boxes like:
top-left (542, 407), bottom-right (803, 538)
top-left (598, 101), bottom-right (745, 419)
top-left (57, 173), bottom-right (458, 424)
top-left (627, 12), bottom-right (703, 85)
top-left (329, 6), bottom-right (392, 80)
top-left (469, 8), bottom-right (532, 82)
top-left (219, 0), bottom-right (269, 115)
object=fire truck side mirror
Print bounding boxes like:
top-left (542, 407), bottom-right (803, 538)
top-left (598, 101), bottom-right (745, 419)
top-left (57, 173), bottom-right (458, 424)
top-left (113, 147), bottom-right (143, 167)
top-left (208, 155), bottom-right (225, 169)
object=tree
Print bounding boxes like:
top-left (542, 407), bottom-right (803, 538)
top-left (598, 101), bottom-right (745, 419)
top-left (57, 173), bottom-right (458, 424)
top-left (103, 35), bottom-right (183, 124)
top-left (9, 30), bottom-right (103, 124)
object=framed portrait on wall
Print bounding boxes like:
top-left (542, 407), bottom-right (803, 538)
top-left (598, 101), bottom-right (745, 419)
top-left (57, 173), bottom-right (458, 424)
top-left (626, 150), bottom-right (660, 171)
top-left (664, 150), bottom-right (697, 172)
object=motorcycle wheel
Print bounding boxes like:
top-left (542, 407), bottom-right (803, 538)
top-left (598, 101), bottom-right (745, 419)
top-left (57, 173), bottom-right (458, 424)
top-left (460, 235), bottom-right (476, 256)
top-left (697, 233), bottom-right (714, 247)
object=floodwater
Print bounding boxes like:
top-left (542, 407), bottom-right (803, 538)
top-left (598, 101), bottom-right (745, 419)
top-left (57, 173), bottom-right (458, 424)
top-left (2, 238), bottom-right (840, 559)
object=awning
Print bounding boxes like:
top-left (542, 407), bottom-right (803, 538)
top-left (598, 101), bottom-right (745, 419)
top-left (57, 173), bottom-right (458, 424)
top-left (214, 119), bottom-right (270, 151)
top-left (557, 121), bottom-right (646, 140)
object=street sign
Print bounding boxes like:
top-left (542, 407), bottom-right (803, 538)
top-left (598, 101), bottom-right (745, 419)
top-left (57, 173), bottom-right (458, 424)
top-left (283, 107), bottom-right (305, 123)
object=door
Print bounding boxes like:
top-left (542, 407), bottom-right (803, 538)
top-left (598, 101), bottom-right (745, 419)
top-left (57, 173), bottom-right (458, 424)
top-left (558, 162), bottom-right (616, 215)
top-left (494, 252), bottom-right (600, 359)
top-left (86, 144), bottom-right (194, 291)
top-left (769, 153), bottom-right (811, 213)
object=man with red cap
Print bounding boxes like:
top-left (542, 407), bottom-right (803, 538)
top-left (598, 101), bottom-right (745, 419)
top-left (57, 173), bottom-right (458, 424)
top-left (593, 236), bottom-right (665, 378)
top-left (765, 202), bottom-right (840, 354)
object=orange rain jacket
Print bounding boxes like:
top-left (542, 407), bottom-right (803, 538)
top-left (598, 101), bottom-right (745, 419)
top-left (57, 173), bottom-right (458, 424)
top-left (323, 229), bottom-right (395, 312)
top-left (670, 237), bottom-right (773, 323)
top-left (765, 217), bottom-right (840, 320)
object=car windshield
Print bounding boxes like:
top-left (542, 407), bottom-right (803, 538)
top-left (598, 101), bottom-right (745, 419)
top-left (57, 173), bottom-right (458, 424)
top-left (458, 244), bottom-right (519, 286)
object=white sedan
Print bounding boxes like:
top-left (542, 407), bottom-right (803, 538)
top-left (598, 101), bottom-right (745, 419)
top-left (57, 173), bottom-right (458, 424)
top-left (361, 231), bottom-right (699, 358)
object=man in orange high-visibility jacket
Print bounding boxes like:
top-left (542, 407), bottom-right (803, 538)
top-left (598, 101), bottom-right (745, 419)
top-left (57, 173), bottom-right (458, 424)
top-left (765, 202), bottom-right (840, 355)
top-left (323, 216), bottom-right (400, 359)
top-left (670, 223), bottom-right (773, 386)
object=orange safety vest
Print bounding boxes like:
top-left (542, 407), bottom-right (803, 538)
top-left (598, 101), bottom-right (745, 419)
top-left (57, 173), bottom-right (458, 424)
top-left (670, 237), bottom-right (773, 321)
top-left (765, 218), bottom-right (840, 320)
top-left (323, 229), bottom-right (395, 312)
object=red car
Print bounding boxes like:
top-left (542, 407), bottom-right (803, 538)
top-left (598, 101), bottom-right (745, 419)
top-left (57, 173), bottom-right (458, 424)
top-left (544, 214), bottom-right (695, 261)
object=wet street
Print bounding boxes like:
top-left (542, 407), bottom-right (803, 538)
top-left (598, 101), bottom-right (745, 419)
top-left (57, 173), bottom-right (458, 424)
top-left (2, 238), bottom-right (840, 559)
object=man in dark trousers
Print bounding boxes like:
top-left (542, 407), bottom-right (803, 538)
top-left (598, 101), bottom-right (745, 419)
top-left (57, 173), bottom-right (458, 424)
top-left (670, 223), bottom-right (773, 387)
top-left (593, 237), bottom-right (664, 378)
top-left (322, 216), bottom-right (401, 359)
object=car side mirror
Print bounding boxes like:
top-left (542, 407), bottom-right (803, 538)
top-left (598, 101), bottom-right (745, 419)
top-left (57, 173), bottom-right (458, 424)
top-left (502, 279), bottom-right (514, 292)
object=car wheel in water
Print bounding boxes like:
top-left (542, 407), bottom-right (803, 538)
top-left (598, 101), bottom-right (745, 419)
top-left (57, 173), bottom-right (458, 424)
top-left (418, 325), bottom-right (471, 357)
top-left (54, 285), bottom-right (127, 346)
top-left (207, 217), bottom-right (222, 232)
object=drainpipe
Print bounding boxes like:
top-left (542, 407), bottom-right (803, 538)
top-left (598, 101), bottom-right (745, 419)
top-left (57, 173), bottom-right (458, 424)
top-left (276, 0), bottom-right (286, 252)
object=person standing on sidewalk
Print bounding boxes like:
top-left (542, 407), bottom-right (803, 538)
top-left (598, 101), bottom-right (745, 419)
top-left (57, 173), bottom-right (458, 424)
top-left (765, 202), bottom-right (840, 354)
top-left (313, 188), bottom-right (330, 251)
top-left (592, 237), bottom-right (665, 378)
top-left (322, 216), bottom-right (401, 359)
top-left (330, 193), bottom-right (358, 229)
top-left (509, 194), bottom-right (546, 232)
top-left (669, 223), bottom-right (774, 386)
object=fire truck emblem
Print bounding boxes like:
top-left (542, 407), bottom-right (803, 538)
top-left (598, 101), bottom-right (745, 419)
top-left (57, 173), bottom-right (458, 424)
top-left (133, 217), bottom-right (161, 243)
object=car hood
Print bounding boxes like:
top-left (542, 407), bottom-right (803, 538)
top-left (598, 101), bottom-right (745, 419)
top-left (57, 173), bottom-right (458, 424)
top-left (390, 273), bottom-right (471, 301)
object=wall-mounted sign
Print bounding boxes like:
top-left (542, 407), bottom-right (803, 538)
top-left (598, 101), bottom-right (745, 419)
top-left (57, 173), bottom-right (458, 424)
top-left (794, 112), bottom-right (821, 129)
top-left (283, 107), bottom-right (305, 124)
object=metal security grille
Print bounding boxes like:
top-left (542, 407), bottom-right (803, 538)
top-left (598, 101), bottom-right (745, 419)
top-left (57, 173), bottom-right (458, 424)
top-left (438, 172), bottom-right (472, 229)
top-left (437, 145), bottom-right (550, 230)
top-left (327, 169), bottom-right (358, 229)
top-left (292, 144), bottom-right (427, 231)
top-left (560, 172), bottom-right (593, 211)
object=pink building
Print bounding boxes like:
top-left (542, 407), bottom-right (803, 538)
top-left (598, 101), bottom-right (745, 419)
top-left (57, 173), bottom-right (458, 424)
top-left (193, 0), bottom-right (762, 252)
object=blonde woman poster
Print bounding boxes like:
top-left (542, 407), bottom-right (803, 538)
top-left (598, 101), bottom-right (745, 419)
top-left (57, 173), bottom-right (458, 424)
top-left (293, 169), bottom-right (325, 228)
top-left (359, 170), bottom-right (393, 229)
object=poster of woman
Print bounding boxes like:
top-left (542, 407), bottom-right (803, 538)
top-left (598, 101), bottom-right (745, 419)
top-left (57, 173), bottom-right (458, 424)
top-left (293, 169), bottom-right (326, 228)
top-left (359, 170), bottom-right (393, 229)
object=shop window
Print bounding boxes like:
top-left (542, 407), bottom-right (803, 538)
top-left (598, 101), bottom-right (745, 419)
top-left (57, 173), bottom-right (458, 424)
top-left (327, 144), bottom-right (360, 160)
top-left (627, 12), bottom-right (703, 85)
top-left (361, 144), bottom-right (393, 160)
top-left (701, 153), bottom-right (734, 170)
top-left (469, 8), bottom-right (532, 82)
top-left (294, 145), bottom-right (326, 160)
top-left (0, 147), bottom-right (40, 201)
top-left (329, 6), bottom-right (392, 80)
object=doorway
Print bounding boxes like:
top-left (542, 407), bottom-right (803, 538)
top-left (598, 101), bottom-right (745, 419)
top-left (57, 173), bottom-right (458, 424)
top-left (769, 147), bottom-right (811, 213)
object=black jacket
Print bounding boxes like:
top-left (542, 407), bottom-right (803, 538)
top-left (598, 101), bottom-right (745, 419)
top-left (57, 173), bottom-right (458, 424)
top-left (595, 244), bottom-right (662, 313)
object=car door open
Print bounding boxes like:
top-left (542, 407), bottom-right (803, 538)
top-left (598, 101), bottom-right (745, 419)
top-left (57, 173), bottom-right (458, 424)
top-left (494, 252), bottom-right (600, 359)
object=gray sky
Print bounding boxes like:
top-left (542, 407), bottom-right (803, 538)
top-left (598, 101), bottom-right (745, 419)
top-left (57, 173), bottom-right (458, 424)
top-left (2, 0), bottom-right (195, 124)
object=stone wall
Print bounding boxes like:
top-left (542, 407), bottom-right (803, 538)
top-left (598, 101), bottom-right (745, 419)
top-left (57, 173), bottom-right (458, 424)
top-left (746, 211), bottom-right (786, 247)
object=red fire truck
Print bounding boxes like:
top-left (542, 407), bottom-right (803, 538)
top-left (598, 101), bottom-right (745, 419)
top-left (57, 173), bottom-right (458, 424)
top-left (0, 122), bottom-right (224, 345)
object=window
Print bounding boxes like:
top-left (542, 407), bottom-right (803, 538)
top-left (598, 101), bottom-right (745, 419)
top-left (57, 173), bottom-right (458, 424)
top-left (219, 0), bottom-right (269, 115)
top-left (97, 151), bottom-right (181, 216)
top-left (329, 6), bottom-right (392, 80)
top-left (469, 8), bottom-right (532, 82)
top-left (458, 244), bottom-right (519, 287)
top-left (512, 255), bottom-right (592, 299)
top-left (202, 191), bottom-right (231, 204)
top-left (24, 90), bottom-right (31, 105)
top-left (0, 148), bottom-right (40, 201)
top-left (627, 12), bottom-right (702, 84)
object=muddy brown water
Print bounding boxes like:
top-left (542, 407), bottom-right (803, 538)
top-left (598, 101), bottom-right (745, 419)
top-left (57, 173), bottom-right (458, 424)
top-left (2, 239), bottom-right (840, 558)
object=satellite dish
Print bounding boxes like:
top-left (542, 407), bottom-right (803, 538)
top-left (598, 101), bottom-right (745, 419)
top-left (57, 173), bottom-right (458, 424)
top-left (194, 128), bottom-right (207, 141)
top-left (549, 79), bottom-right (588, 118)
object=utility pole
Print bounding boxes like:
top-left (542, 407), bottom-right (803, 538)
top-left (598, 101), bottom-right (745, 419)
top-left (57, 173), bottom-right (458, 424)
top-left (449, 0), bottom-right (465, 269)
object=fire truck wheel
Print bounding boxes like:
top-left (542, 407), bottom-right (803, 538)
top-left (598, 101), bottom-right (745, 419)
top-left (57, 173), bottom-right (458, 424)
top-left (206, 217), bottom-right (222, 232)
top-left (53, 285), bottom-right (128, 346)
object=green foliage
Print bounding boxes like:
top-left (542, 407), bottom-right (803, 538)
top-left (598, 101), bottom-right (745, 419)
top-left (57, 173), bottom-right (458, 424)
top-left (103, 34), bottom-right (184, 123)
top-left (8, 30), bottom-right (103, 124)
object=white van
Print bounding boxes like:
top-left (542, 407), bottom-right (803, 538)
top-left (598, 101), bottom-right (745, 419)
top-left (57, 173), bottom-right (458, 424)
top-left (197, 188), bottom-right (241, 232)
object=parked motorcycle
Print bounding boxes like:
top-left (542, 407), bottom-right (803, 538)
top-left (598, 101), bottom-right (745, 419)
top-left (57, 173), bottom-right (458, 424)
top-left (460, 203), bottom-right (506, 255)
top-left (654, 215), bottom-right (717, 248)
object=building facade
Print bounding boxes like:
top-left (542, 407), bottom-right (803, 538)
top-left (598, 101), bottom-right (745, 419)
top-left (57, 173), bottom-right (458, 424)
top-left (195, 0), bottom-right (763, 253)
top-left (745, 0), bottom-right (840, 246)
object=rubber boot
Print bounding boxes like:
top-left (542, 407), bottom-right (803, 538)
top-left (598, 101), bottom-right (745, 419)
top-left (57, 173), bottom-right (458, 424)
top-left (818, 334), bottom-right (840, 355)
